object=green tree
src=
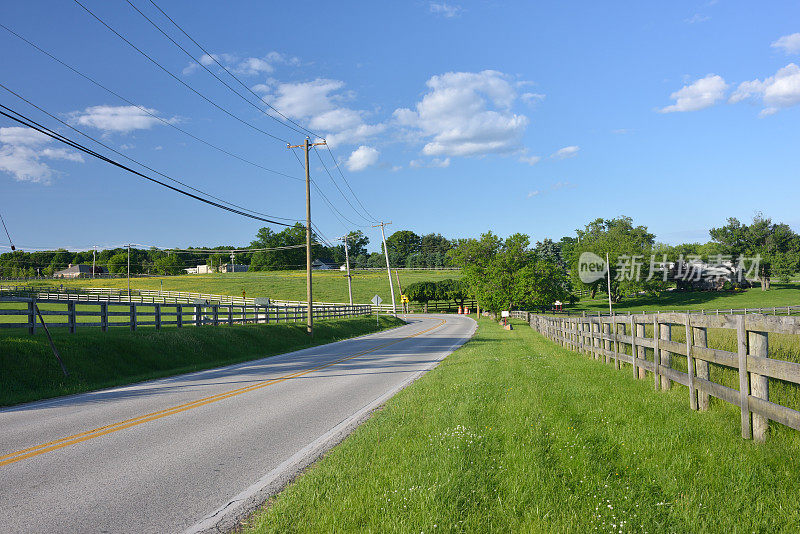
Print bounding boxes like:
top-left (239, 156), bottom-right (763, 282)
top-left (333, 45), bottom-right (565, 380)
top-left (107, 252), bottom-right (128, 274)
top-left (405, 281), bottom-right (437, 312)
top-left (154, 254), bottom-right (184, 275)
top-left (385, 230), bottom-right (421, 266)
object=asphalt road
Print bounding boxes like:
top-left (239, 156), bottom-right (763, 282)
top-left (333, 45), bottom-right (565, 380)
top-left (0, 314), bottom-right (476, 533)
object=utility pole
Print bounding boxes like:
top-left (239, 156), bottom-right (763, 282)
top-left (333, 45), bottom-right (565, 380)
top-left (230, 251), bottom-right (235, 272)
top-left (341, 234), bottom-right (353, 305)
top-left (394, 269), bottom-right (405, 313)
top-left (288, 137), bottom-right (327, 336)
top-left (606, 252), bottom-right (613, 316)
top-left (127, 243), bottom-right (131, 300)
top-left (373, 221), bottom-right (397, 315)
top-left (92, 246), bottom-right (96, 279)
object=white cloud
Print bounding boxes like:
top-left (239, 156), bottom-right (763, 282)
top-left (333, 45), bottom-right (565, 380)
top-left (772, 33), bottom-right (800, 55)
top-left (394, 70), bottom-right (530, 158)
top-left (69, 105), bottom-right (175, 133)
top-left (730, 63), bottom-right (800, 116)
top-left (685, 14), bottom-right (710, 24)
top-left (410, 157), bottom-right (451, 168)
top-left (345, 145), bottom-right (379, 171)
top-left (659, 74), bottom-right (728, 112)
top-left (254, 78), bottom-right (384, 147)
top-left (551, 146), bottom-right (579, 159)
top-left (183, 52), bottom-right (297, 76)
top-left (0, 126), bottom-right (83, 184)
top-left (520, 92), bottom-right (546, 104)
top-left (429, 2), bottom-right (461, 17)
top-left (519, 155), bottom-right (541, 165)
top-left (527, 181), bottom-right (575, 199)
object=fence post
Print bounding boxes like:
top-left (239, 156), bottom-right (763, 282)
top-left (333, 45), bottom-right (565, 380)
top-left (736, 315), bottom-right (752, 439)
top-left (195, 305), bottom-right (202, 326)
top-left (176, 304), bottom-right (183, 328)
top-left (636, 321), bottom-right (646, 379)
top-left (68, 301), bottom-right (76, 334)
top-left (602, 322), bottom-right (610, 363)
top-left (28, 299), bottom-right (35, 335)
top-left (653, 318), bottom-right (660, 390)
top-left (694, 326), bottom-right (709, 410)
top-left (749, 328), bottom-right (769, 442)
top-left (155, 303), bottom-right (161, 331)
top-left (630, 317), bottom-right (638, 378)
top-left (101, 302), bottom-right (108, 332)
top-left (213, 304), bottom-right (219, 326)
top-left (685, 315), bottom-right (698, 410)
top-left (660, 322), bottom-right (672, 390)
top-left (130, 303), bottom-right (137, 331)
top-left (613, 320), bottom-right (620, 370)
top-left (228, 305), bottom-right (233, 326)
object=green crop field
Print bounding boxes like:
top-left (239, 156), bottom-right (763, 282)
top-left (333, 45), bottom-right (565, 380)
top-left (0, 315), bottom-right (405, 407)
top-left (1, 269), bottom-right (460, 304)
top-left (571, 282), bottom-right (800, 314)
top-left (242, 317), bottom-right (800, 533)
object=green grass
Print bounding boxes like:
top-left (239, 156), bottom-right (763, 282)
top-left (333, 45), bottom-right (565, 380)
top-left (571, 282), bottom-right (800, 314)
top-left (0, 315), bottom-right (404, 407)
top-left (2, 269), bottom-right (460, 304)
top-left (242, 317), bottom-right (800, 533)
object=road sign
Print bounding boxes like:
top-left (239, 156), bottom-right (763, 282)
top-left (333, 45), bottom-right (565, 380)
top-left (501, 311), bottom-right (510, 318)
top-left (400, 294), bottom-right (409, 303)
top-left (371, 294), bottom-right (383, 306)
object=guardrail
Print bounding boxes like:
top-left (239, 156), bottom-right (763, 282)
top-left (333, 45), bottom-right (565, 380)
top-left (510, 310), bottom-right (800, 443)
top-left (0, 296), bottom-right (371, 334)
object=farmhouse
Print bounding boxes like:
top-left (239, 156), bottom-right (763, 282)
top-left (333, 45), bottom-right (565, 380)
top-left (53, 264), bottom-right (105, 278)
top-left (220, 263), bottom-right (248, 273)
top-left (312, 259), bottom-right (336, 270)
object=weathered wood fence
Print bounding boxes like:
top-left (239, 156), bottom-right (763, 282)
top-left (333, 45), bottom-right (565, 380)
top-left (511, 310), bottom-right (800, 443)
top-left (0, 297), bottom-right (371, 334)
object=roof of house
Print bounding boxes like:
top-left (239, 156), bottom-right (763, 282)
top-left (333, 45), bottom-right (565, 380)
top-left (54, 264), bottom-right (98, 275)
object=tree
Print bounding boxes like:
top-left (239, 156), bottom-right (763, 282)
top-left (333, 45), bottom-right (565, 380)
top-left (571, 216), bottom-right (656, 302)
top-left (249, 224), bottom-right (311, 271)
top-left (385, 230), bottom-right (421, 266)
top-left (107, 252), bottom-right (128, 274)
top-left (436, 279), bottom-right (469, 309)
top-left (154, 254), bottom-right (183, 275)
top-left (710, 213), bottom-right (800, 290)
top-left (405, 281), bottom-right (437, 312)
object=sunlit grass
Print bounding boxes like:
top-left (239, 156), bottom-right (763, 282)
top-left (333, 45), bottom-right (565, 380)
top-left (242, 317), bottom-right (800, 533)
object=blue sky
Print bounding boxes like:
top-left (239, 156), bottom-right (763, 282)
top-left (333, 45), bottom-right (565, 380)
top-left (1, 1), bottom-right (799, 252)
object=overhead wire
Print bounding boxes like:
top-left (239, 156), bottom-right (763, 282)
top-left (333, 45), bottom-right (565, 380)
top-left (123, 0), bottom-right (310, 139)
top-left (0, 104), bottom-right (295, 226)
top-left (71, 0), bottom-right (291, 144)
top-left (312, 146), bottom-right (375, 224)
top-left (0, 211), bottom-right (15, 250)
top-left (0, 22), bottom-right (302, 182)
top-left (141, 0), bottom-right (319, 139)
top-left (323, 144), bottom-right (379, 222)
top-left (0, 83), bottom-right (301, 223)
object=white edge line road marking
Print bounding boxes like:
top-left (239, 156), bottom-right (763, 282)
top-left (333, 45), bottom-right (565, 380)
top-left (184, 316), bottom-right (477, 534)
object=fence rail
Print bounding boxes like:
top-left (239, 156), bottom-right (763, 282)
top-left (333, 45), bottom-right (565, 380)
top-left (0, 296), bottom-right (371, 334)
top-left (533, 304), bottom-right (800, 317)
top-left (510, 310), bottom-right (800, 443)
top-left (0, 286), bottom-right (475, 314)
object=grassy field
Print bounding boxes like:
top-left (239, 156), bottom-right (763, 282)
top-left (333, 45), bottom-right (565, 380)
top-left (0, 315), bottom-right (404, 407)
top-left (242, 317), bottom-right (800, 533)
top-left (1, 269), bottom-right (460, 304)
top-left (571, 282), bottom-right (800, 314)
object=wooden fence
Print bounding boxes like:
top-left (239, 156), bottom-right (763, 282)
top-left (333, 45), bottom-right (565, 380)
top-left (0, 286), bottom-right (475, 314)
top-left (0, 296), bottom-right (371, 334)
top-left (511, 310), bottom-right (800, 443)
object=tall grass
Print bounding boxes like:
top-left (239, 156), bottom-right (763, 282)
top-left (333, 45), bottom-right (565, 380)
top-left (0, 316), bottom-right (404, 407)
top-left (242, 318), bottom-right (800, 533)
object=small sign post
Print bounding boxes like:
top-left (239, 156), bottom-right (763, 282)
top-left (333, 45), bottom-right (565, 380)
top-left (371, 294), bottom-right (383, 326)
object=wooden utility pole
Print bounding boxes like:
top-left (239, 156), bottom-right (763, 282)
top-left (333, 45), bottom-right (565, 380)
top-left (373, 222), bottom-right (397, 314)
top-left (341, 234), bottom-right (353, 305)
top-left (92, 246), bottom-right (96, 279)
top-left (288, 137), bottom-right (327, 336)
top-left (394, 269), bottom-right (405, 313)
top-left (127, 243), bottom-right (131, 301)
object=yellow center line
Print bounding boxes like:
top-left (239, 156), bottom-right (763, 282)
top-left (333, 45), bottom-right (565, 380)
top-left (1, 318), bottom-right (447, 467)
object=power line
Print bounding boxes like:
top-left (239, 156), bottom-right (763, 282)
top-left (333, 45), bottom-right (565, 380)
top-left (124, 0), bottom-right (309, 139)
top-left (324, 144), bottom-right (379, 222)
top-left (142, 0), bottom-right (319, 139)
top-left (0, 103), bottom-right (296, 226)
top-left (0, 22), bottom-right (302, 182)
top-left (0, 211), bottom-right (15, 251)
top-left (0, 83), bottom-right (301, 223)
top-left (71, 0), bottom-right (291, 145)
top-left (313, 146), bottom-right (375, 224)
